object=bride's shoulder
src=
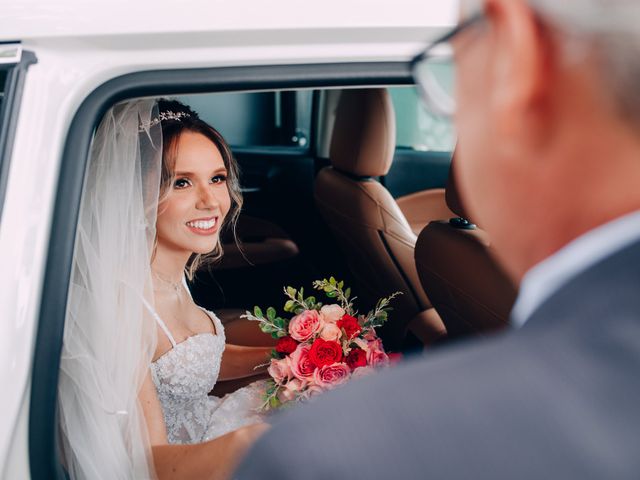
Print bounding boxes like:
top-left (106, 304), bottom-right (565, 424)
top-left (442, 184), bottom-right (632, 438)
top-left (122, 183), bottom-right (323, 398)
top-left (199, 307), bottom-right (226, 335)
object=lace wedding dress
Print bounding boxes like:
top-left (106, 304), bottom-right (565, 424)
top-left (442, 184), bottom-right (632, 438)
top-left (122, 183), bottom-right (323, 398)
top-left (146, 284), bottom-right (267, 444)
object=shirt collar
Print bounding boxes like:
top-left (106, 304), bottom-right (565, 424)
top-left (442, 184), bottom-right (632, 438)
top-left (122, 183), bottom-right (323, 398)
top-left (511, 209), bottom-right (640, 327)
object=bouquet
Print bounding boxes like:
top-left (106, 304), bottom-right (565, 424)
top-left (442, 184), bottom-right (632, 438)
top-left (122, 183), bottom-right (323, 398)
top-left (243, 277), bottom-right (400, 410)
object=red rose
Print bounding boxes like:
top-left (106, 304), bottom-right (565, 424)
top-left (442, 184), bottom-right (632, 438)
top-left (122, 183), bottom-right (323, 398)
top-left (337, 314), bottom-right (361, 339)
top-left (346, 348), bottom-right (367, 370)
top-left (388, 352), bottom-right (403, 364)
top-left (309, 338), bottom-right (343, 367)
top-left (275, 336), bottom-right (298, 355)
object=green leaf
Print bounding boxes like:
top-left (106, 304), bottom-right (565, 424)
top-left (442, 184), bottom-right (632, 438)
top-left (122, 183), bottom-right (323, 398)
top-left (345, 287), bottom-right (351, 299)
top-left (326, 291), bottom-right (337, 298)
top-left (330, 277), bottom-right (336, 285)
top-left (286, 287), bottom-right (296, 297)
top-left (284, 300), bottom-right (295, 312)
top-left (267, 307), bottom-right (276, 321)
top-left (253, 306), bottom-right (263, 318)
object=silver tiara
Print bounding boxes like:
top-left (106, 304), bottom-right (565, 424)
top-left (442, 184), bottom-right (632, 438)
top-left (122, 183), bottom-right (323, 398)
top-left (138, 110), bottom-right (190, 132)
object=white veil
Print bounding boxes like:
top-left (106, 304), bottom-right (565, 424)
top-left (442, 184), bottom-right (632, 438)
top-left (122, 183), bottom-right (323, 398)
top-left (58, 99), bottom-right (162, 479)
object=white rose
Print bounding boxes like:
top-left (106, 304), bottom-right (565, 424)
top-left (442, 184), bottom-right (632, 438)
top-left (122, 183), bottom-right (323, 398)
top-left (320, 304), bottom-right (345, 323)
top-left (320, 322), bottom-right (342, 341)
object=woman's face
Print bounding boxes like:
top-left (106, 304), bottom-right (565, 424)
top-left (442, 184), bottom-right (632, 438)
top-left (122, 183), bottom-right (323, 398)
top-left (155, 131), bottom-right (231, 257)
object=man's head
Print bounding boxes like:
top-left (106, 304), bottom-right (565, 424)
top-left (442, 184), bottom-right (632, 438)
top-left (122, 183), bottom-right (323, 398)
top-left (451, 0), bottom-right (640, 281)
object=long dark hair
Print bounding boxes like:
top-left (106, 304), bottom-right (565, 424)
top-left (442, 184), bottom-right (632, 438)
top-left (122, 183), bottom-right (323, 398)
top-left (155, 98), bottom-right (242, 279)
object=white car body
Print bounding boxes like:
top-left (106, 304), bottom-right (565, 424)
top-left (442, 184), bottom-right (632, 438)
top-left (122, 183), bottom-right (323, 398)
top-left (0, 1), bottom-right (457, 477)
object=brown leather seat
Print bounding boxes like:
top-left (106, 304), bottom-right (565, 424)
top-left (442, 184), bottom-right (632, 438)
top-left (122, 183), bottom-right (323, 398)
top-left (415, 158), bottom-right (518, 339)
top-left (314, 88), bottom-right (448, 350)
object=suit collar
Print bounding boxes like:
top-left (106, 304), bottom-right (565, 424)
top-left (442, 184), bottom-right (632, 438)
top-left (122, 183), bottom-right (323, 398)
top-left (512, 210), bottom-right (640, 327)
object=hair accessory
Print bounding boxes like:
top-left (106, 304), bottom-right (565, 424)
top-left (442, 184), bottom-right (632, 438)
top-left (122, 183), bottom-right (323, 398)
top-left (138, 110), bottom-right (191, 132)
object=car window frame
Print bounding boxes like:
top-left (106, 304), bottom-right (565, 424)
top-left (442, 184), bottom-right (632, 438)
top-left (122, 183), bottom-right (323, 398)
top-left (0, 46), bottom-right (37, 224)
top-left (30, 61), bottom-right (413, 479)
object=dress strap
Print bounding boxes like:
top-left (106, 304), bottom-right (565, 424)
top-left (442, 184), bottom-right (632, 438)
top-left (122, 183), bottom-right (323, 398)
top-left (200, 308), bottom-right (226, 340)
top-left (142, 298), bottom-right (177, 347)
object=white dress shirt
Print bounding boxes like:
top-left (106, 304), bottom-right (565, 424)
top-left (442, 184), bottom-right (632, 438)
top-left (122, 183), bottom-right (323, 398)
top-left (511, 209), bottom-right (640, 327)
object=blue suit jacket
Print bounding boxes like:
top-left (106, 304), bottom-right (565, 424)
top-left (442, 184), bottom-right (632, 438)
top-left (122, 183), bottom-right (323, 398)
top-left (236, 240), bottom-right (640, 479)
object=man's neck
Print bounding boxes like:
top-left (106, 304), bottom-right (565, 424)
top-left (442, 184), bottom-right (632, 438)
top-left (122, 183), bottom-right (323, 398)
top-left (512, 130), bottom-right (640, 284)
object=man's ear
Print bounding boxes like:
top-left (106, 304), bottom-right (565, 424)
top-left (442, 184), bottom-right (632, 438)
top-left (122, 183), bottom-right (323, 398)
top-left (485, 0), bottom-right (552, 140)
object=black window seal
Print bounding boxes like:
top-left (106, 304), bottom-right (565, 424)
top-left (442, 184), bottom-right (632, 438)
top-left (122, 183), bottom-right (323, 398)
top-left (0, 49), bottom-right (37, 223)
top-left (29, 61), bottom-right (413, 479)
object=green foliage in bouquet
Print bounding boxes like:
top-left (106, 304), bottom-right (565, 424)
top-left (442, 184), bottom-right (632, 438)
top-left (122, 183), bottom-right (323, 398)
top-left (244, 277), bottom-right (400, 341)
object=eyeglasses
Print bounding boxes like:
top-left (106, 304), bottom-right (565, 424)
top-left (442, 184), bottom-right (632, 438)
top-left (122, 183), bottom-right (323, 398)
top-left (410, 12), bottom-right (485, 118)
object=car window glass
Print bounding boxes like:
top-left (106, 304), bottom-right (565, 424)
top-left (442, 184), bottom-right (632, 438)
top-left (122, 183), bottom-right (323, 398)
top-left (389, 86), bottom-right (455, 152)
top-left (178, 90), bottom-right (312, 149)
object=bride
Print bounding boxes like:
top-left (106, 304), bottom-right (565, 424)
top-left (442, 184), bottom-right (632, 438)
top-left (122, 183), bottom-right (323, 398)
top-left (58, 98), bottom-right (271, 479)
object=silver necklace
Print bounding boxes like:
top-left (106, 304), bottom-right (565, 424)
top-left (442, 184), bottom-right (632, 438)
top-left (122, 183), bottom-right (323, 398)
top-left (151, 270), bottom-right (183, 296)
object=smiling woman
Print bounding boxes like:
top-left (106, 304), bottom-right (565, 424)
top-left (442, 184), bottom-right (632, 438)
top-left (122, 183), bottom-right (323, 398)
top-left (58, 99), bottom-right (274, 479)
top-left (153, 99), bottom-right (242, 279)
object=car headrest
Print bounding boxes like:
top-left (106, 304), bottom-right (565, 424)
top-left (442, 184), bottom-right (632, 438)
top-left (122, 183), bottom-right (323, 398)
top-left (329, 88), bottom-right (396, 178)
top-left (445, 153), bottom-right (473, 221)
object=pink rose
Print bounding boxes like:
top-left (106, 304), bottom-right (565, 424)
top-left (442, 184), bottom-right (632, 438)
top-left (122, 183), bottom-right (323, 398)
top-left (313, 362), bottom-right (350, 389)
top-left (288, 309), bottom-right (323, 342)
top-left (320, 322), bottom-right (342, 341)
top-left (366, 339), bottom-right (389, 367)
top-left (300, 383), bottom-right (325, 400)
top-left (351, 366), bottom-right (376, 379)
top-left (277, 378), bottom-right (306, 403)
top-left (320, 304), bottom-right (345, 323)
top-left (267, 358), bottom-right (292, 385)
top-left (289, 344), bottom-right (317, 380)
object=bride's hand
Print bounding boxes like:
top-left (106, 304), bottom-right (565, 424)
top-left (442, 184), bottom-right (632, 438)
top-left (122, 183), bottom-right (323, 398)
top-left (232, 422), bottom-right (270, 453)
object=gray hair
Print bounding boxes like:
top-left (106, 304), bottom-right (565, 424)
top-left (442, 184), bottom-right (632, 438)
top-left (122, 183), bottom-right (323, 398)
top-left (462, 0), bottom-right (640, 125)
